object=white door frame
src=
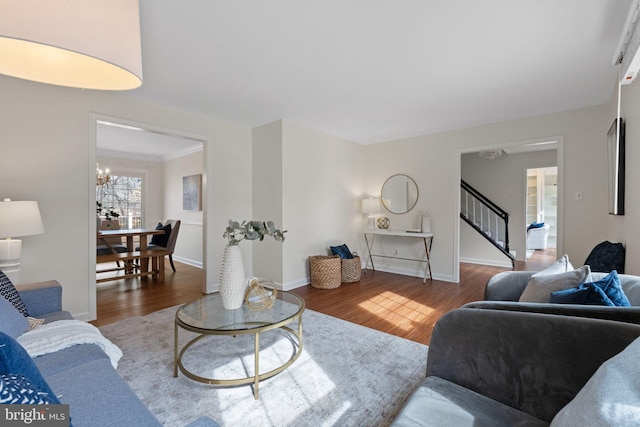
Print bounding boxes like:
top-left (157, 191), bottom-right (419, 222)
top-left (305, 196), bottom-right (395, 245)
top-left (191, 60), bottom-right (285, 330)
top-left (88, 113), bottom-right (209, 321)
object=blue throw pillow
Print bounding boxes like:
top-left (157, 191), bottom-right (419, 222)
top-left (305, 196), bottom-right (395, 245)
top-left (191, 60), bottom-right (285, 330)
top-left (0, 331), bottom-right (60, 404)
top-left (150, 222), bottom-right (171, 247)
top-left (584, 270), bottom-right (630, 307)
top-left (0, 270), bottom-right (28, 316)
top-left (330, 244), bottom-right (353, 259)
top-left (526, 222), bottom-right (545, 232)
top-left (0, 297), bottom-right (29, 339)
top-left (550, 283), bottom-right (615, 306)
top-left (0, 373), bottom-right (54, 404)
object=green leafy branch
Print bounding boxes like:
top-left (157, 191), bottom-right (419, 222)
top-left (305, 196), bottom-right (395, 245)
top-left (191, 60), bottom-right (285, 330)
top-left (223, 220), bottom-right (286, 246)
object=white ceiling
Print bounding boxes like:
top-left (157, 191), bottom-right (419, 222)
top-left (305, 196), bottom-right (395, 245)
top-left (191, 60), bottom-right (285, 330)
top-left (97, 122), bottom-right (203, 162)
top-left (114, 0), bottom-right (633, 150)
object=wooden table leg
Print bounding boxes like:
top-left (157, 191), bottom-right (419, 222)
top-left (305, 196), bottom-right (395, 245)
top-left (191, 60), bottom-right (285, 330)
top-left (151, 256), bottom-right (158, 280)
top-left (139, 235), bottom-right (149, 277)
top-left (125, 235), bottom-right (135, 273)
top-left (158, 255), bottom-right (165, 281)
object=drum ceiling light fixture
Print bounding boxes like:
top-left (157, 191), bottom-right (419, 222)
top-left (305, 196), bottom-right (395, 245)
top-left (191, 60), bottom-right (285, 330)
top-left (0, 0), bottom-right (143, 91)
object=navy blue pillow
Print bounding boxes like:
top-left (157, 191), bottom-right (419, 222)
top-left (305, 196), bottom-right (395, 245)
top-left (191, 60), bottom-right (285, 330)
top-left (584, 270), bottom-right (630, 307)
top-left (0, 331), bottom-right (60, 404)
top-left (150, 223), bottom-right (171, 248)
top-left (0, 373), bottom-right (55, 404)
top-left (0, 270), bottom-right (28, 317)
top-left (0, 297), bottom-right (29, 339)
top-left (330, 244), bottom-right (353, 259)
top-left (527, 222), bottom-right (545, 232)
top-left (550, 283), bottom-right (615, 306)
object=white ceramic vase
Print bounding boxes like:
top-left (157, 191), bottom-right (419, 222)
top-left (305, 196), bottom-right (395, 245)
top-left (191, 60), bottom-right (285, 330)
top-left (219, 245), bottom-right (246, 309)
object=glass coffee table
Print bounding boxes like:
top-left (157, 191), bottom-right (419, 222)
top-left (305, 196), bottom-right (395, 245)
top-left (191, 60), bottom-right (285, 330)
top-left (174, 290), bottom-right (305, 399)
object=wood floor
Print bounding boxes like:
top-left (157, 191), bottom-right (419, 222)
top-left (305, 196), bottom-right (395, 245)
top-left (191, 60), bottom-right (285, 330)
top-left (92, 250), bottom-right (556, 344)
top-left (92, 262), bottom-right (205, 327)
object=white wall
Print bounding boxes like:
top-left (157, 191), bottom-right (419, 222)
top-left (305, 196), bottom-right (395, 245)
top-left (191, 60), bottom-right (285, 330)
top-left (0, 75), bottom-right (251, 320)
top-left (251, 120), bottom-right (365, 289)
top-left (608, 78), bottom-right (640, 273)
top-left (163, 150), bottom-right (204, 266)
top-left (364, 104), bottom-right (611, 282)
top-left (282, 120), bottom-right (365, 288)
top-left (252, 121), bottom-right (284, 282)
top-left (461, 149), bottom-right (557, 265)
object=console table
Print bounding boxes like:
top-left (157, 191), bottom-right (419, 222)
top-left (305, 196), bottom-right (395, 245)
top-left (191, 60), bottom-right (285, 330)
top-left (363, 230), bottom-right (434, 283)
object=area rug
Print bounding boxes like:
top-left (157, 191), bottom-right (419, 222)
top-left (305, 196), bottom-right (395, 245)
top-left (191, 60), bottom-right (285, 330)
top-left (100, 305), bottom-right (428, 427)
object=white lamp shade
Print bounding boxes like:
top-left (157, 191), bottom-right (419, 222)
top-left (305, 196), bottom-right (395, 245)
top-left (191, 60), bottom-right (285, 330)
top-left (0, 200), bottom-right (45, 238)
top-left (362, 198), bottom-right (380, 214)
top-left (0, 0), bottom-right (142, 90)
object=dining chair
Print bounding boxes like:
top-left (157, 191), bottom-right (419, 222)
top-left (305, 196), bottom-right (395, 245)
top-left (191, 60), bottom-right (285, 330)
top-left (97, 219), bottom-right (130, 272)
top-left (138, 220), bottom-right (181, 272)
top-left (97, 220), bottom-right (128, 256)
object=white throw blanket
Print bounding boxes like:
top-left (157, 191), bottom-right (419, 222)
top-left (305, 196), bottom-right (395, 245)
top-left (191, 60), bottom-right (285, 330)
top-left (17, 320), bottom-right (123, 368)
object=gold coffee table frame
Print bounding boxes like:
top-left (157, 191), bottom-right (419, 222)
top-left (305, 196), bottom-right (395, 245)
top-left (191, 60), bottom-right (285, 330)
top-left (174, 290), bottom-right (305, 399)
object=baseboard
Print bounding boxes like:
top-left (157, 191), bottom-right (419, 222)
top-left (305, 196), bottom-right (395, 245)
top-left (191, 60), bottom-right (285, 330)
top-left (282, 278), bottom-right (312, 291)
top-left (366, 265), bottom-right (454, 283)
top-left (276, 268), bottom-right (457, 291)
top-left (72, 311), bottom-right (93, 322)
top-left (172, 255), bottom-right (202, 269)
top-left (204, 282), bottom-right (219, 294)
top-left (460, 256), bottom-right (512, 268)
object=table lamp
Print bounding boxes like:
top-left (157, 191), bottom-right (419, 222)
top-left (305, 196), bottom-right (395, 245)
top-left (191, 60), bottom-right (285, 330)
top-left (362, 198), bottom-right (380, 230)
top-left (0, 199), bottom-right (45, 284)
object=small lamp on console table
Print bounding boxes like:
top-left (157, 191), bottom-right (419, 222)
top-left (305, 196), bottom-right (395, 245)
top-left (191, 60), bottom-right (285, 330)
top-left (361, 198), bottom-right (380, 230)
top-left (0, 199), bottom-right (45, 284)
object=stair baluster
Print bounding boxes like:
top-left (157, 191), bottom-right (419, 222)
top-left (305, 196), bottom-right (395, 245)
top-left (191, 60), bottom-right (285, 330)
top-left (460, 180), bottom-right (514, 267)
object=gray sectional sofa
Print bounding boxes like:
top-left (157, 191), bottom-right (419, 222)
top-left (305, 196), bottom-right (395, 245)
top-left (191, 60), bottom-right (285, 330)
top-left (0, 279), bottom-right (217, 427)
top-left (485, 270), bottom-right (640, 305)
top-left (391, 305), bottom-right (640, 427)
top-left (482, 270), bottom-right (640, 323)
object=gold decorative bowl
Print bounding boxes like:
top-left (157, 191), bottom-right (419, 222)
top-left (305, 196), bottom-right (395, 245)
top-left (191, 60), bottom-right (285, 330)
top-left (244, 277), bottom-right (278, 311)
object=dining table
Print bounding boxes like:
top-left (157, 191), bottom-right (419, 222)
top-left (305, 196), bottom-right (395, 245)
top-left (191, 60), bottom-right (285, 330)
top-left (97, 228), bottom-right (165, 280)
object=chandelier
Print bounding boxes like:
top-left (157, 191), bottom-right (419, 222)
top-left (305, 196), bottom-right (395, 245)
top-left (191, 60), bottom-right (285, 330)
top-left (96, 163), bottom-right (111, 186)
top-left (478, 149), bottom-right (503, 160)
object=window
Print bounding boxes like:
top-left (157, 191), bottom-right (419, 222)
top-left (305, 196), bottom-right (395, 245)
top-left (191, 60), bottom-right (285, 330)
top-left (96, 174), bottom-right (143, 229)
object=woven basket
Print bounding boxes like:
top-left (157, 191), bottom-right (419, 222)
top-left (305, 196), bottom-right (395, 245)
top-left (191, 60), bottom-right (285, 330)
top-left (341, 256), bottom-right (361, 283)
top-left (309, 255), bottom-right (341, 289)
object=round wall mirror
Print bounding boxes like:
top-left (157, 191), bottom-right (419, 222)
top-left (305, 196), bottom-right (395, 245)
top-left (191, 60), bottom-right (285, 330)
top-left (380, 174), bottom-right (419, 214)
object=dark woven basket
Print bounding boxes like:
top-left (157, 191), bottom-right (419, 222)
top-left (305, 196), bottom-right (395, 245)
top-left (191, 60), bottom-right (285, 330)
top-left (309, 255), bottom-right (341, 289)
top-left (341, 256), bottom-right (361, 283)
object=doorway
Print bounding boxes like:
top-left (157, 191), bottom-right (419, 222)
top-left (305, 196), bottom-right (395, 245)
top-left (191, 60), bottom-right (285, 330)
top-left (526, 167), bottom-right (558, 251)
top-left (455, 136), bottom-right (564, 282)
top-left (90, 114), bottom-right (208, 319)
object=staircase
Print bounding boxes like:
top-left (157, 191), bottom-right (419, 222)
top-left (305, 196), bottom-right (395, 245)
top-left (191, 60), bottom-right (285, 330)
top-left (460, 180), bottom-right (515, 267)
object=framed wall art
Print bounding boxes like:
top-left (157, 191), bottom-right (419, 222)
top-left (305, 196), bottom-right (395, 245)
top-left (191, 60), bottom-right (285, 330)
top-left (183, 174), bottom-right (202, 211)
top-left (607, 118), bottom-right (625, 215)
